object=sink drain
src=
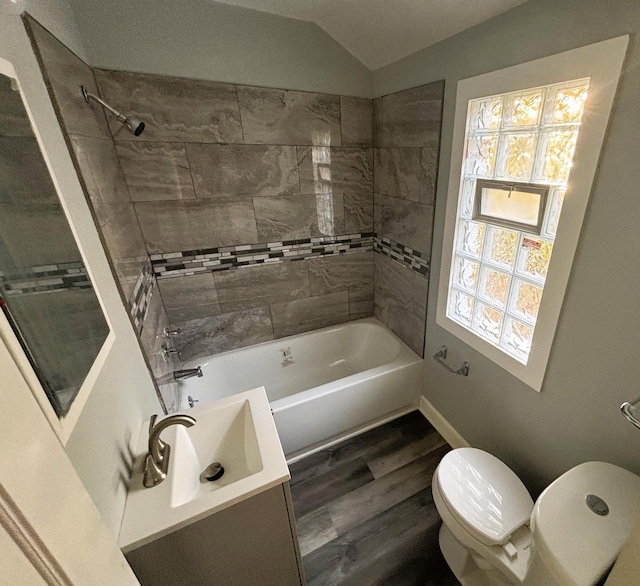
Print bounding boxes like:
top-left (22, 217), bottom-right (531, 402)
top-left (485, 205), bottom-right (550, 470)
top-left (204, 462), bottom-right (225, 481)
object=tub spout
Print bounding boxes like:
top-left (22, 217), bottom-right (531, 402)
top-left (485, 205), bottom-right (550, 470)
top-left (173, 367), bottom-right (203, 381)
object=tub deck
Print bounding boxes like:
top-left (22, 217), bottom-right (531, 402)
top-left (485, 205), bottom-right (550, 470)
top-left (289, 412), bottom-right (460, 585)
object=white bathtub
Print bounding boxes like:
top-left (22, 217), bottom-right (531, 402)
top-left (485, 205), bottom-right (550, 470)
top-left (179, 317), bottom-right (423, 459)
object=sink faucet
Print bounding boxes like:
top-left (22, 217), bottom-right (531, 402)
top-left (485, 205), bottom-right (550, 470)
top-left (143, 413), bottom-right (196, 488)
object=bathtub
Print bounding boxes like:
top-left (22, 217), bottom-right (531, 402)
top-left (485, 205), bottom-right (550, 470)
top-left (179, 317), bottom-right (423, 460)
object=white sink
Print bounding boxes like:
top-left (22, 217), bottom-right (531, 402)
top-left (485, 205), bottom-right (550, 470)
top-left (118, 387), bottom-right (289, 552)
top-left (171, 398), bottom-right (262, 507)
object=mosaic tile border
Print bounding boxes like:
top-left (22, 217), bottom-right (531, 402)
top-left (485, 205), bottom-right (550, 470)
top-left (150, 233), bottom-right (375, 279)
top-left (134, 233), bottom-right (427, 335)
top-left (374, 236), bottom-right (430, 277)
top-left (129, 261), bottom-right (155, 333)
top-left (0, 261), bottom-right (92, 296)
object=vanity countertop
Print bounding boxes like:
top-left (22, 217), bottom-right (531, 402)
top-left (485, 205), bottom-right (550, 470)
top-left (118, 386), bottom-right (289, 552)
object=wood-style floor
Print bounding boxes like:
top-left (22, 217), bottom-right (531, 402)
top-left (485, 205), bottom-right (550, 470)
top-left (289, 411), bottom-right (461, 586)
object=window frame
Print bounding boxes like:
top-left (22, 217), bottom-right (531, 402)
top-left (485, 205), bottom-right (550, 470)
top-left (436, 36), bottom-right (629, 392)
top-left (473, 179), bottom-right (550, 234)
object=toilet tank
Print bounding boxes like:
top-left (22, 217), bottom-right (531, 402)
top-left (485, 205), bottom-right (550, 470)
top-left (527, 462), bottom-right (640, 585)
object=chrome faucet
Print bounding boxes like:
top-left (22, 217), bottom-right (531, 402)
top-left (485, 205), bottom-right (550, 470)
top-left (162, 345), bottom-right (179, 359)
top-left (143, 413), bottom-right (196, 488)
top-left (173, 367), bottom-right (203, 381)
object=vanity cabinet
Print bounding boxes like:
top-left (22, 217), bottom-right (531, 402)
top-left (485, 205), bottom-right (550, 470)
top-left (125, 482), bottom-right (305, 586)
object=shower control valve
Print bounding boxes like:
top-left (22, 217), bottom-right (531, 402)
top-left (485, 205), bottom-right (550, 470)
top-left (162, 344), bottom-right (179, 360)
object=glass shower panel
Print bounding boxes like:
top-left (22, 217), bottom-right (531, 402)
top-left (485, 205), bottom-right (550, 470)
top-left (0, 73), bottom-right (109, 417)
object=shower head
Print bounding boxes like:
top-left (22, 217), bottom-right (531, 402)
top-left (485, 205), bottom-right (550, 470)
top-left (124, 117), bottom-right (145, 136)
top-left (81, 85), bottom-right (145, 136)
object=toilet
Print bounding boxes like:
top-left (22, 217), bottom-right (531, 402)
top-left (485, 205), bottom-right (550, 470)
top-left (433, 448), bottom-right (640, 585)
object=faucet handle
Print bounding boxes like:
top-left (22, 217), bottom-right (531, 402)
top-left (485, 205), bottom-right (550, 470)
top-left (148, 414), bottom-right (166, 455)
top-left (162, 345), bottom-right (180, 359)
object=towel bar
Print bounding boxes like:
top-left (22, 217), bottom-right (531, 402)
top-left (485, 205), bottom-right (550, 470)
top-left (433, 346), bottom-right (469, 377)
top-left (621, 400), bottom-right (640, 430)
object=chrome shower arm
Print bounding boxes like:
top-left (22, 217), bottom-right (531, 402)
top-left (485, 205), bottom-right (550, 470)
top-left (80, 85), bottom-right (145, 136)
top-left (81, 85), bottom-right (126, 122)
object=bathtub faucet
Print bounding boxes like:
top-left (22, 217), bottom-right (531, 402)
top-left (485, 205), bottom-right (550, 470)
top-left (173, 367), bottom-right (203, 381)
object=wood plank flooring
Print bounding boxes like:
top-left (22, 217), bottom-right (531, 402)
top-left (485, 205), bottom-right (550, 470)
top-left (289, 411), bottom-right (461, 586)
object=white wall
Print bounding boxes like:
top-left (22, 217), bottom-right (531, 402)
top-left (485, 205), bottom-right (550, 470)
top-left (67, 0), bottom-right (372, 97)
top-left (373, 0), bottom-right (640, 493)
top-left (0, 0), bottom-right (160, 535)
top-left (0, 0), bottom-right (86, 58)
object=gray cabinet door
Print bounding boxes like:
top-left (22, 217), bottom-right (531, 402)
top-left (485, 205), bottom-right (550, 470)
top-left (127, 483), bottom-right (304, 586)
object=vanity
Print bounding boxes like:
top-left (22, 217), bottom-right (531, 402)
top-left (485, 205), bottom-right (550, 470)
top-left (119, 387), bottom-right (305, 586)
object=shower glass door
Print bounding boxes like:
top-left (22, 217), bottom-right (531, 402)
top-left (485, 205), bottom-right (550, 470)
top-left (0, 72), bottom-right (109, 417)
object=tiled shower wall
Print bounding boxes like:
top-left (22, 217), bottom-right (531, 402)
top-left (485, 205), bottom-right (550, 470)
top-left (28, 14), bottom-right (443, 396)
top-left (94, 69), bottom-right (376, 362)
top-left (26, 18), bottom-right (179, 412)
top-left (373, 82), bottom-right (444, 355)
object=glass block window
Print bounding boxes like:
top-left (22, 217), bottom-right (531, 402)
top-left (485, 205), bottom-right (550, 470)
top-left (446, 78), bottom-right (589, 364)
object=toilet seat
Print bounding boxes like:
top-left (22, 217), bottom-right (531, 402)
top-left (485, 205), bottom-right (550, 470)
top-left (432, 469), bottom-right (531, 584)
top-left (433, 466), bottom-right (532, 585)
top-left (436, 448), bottom-right (534, 547)
top-left (435, 453), bottom-right (640, 586)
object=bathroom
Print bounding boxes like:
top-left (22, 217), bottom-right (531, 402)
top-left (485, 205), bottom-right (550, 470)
top-left (1, 0), bottom-right (640, 583)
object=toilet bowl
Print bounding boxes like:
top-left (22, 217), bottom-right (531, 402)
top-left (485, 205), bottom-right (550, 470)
top-left (433, 448), bottom-right (640, 586)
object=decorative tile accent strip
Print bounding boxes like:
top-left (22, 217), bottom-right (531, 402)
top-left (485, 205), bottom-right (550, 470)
top-left (151, 233), bottom-right (375, 279)
top-left (374, 236), bottom-right (430, 277)
top-left (0, 262), bottom-right (91, 296)
top-left (129, 261), bottom-right (155, 333)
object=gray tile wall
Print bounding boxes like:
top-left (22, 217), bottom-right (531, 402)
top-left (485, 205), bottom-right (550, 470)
top-left (27, 17), bottom-right (179, 412)
top-left (94, 69), bottom-right (376, 362)
top-left (155, 250), bottom-right (374, 361)
top-left (28, 15), bottom-right (443, 370)
top-left (373, 81), bottom-right (444, 356)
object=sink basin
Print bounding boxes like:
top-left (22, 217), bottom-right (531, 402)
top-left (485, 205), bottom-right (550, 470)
top-left (118, 387), bottom-right (289, 552)
top-left (171, 398), bottom-right (262, 507)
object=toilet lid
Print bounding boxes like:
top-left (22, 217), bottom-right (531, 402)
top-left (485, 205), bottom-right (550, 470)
top-left (437, 448), bottom-right (534, 546)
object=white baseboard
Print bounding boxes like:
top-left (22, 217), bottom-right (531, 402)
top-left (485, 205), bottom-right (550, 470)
top-left (419, 395), bottom-right (470, 449)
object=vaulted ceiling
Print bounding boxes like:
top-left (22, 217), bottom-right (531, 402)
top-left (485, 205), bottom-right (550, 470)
top-left (213, 0), bottom-right (529, 70)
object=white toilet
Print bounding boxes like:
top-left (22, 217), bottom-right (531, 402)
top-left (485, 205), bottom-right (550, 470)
top-left (433, 448), bottom-right (640, 585)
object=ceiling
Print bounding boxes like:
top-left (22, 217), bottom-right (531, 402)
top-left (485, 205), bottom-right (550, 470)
top-left (213, 0), bottom-right (529, 70)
